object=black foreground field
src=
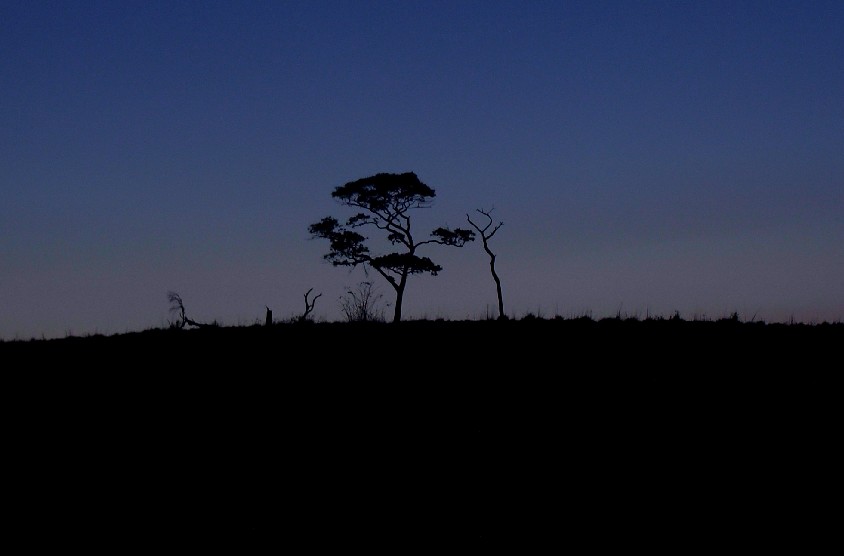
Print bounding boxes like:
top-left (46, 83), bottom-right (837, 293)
top-left (4, 317), bottom-right (840, 549)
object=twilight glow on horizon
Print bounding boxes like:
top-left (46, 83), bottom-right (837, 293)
top-left (1, 0), bottom-right (842, 339)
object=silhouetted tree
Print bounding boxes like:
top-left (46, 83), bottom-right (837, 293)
top-left (299, 288), bottom-right (323, 322)
top-left (168, 292), bottom-right (188, 329)
top-left (309, 172), bottom-right (475, 322)
top-left (340, 281), bottom-right (386, 323)
top-left (466, 208), bottom-right (506, 320)
top-left (265, 306), bottom-right (273, 326)
top-left (167, 291), bottom-right (206, 328)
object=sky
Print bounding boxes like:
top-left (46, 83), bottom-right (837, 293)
top-left (1, 0), bottom-right (842, 339)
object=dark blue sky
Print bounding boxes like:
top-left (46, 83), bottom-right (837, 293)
top-left (2, 0), bottom-right (842, 338)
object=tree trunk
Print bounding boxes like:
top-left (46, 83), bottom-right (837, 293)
top-left (393, 287), bottom-right (404, 323)
top-left (393, 272), bottom-right (409, 323)
top-left (490, 254), bottom-right (504, 319)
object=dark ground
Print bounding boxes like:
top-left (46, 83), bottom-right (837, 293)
top-left (3, 317), bottom-right (840, 549)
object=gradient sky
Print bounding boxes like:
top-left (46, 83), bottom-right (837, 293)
top-left (2, 0), bottom-right (842, 339)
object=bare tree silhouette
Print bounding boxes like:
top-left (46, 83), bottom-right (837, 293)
top-left (299, 288), bottom-right (323, 322)
top-left (466, 208), bottom-right (506, 320)
top-left (309, 172), bottom-right (474, 322)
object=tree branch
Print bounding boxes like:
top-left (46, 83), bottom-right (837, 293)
top-left (467, 208), bottom-right (503, 239)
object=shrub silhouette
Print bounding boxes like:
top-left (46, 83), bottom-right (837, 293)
top-left (340, 281), bottom-right (387, 323)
